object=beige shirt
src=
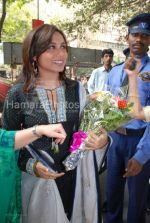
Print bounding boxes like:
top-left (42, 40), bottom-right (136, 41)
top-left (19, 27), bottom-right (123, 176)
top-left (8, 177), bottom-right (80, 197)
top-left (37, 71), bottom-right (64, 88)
top-left (143, 106), bottom-right (150, 122)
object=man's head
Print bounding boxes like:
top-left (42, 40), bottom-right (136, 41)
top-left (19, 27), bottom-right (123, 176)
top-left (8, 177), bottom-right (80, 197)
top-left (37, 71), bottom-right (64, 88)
top-left (126, 13), bottom-right (150, 57)
top-left (101, 48), bottom-right (114, 69)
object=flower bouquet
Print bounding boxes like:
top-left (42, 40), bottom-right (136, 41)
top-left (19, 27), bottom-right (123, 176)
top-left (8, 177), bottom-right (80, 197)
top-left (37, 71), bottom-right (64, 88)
top-left (63, 91), bottom-right (133, 171)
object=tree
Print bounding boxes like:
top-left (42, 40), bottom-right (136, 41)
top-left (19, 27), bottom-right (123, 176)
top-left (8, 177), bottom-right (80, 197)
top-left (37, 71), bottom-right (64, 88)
top-left (0, 0), bottom-right (51, 42)
top-left (2, 3), bottom-right (32, 42)
top-left (59, 0), bottom-right (150, 37)
top-left (0, 0), bottom-right (32, 42)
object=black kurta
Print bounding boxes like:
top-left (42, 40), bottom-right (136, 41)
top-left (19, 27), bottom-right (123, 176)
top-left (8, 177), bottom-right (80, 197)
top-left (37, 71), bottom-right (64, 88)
top-left (2, 79), bottom-right (80, 219)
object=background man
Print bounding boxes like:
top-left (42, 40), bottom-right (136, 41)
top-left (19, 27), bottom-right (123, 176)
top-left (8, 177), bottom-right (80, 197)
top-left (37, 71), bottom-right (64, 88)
top-left (88, 48), bottom-right (114, 94)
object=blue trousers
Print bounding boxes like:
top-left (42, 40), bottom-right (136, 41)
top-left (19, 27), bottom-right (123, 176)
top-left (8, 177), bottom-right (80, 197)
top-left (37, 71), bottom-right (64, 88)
top-left (106, 132), bottom-right (150, 223)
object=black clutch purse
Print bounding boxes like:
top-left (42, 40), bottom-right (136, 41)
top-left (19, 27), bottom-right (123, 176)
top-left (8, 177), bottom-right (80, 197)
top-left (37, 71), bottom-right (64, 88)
top-left (25, 144), bottom-right (57, 172)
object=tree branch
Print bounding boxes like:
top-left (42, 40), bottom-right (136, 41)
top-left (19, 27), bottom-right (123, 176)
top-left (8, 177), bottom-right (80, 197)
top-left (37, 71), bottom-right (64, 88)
top-left (0, 0), bottom-right (7, 42)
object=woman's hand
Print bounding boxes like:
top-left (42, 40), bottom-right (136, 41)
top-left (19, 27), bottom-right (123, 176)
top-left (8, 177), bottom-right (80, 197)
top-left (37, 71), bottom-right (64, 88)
top-left (34, 162), bottom-right (65, 180)
top-left (124, 57), bottom-right (141, 77)
top-left (37, 123), bottom-right (67, 144)
top-left (14, 123), bottom-right (66, 149)
top-left (84, 128), bottom-right (108, 150)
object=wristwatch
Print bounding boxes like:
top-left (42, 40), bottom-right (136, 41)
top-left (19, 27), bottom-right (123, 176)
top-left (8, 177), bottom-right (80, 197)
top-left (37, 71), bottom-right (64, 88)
top-left (32, 125), bottom-right (41, 138)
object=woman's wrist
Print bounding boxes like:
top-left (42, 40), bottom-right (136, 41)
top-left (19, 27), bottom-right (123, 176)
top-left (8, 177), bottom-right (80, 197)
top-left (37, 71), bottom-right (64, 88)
top-left (101, 135), bottom-right (112, 149)
top-left (32, 125), bottom-right (42, 138)
top-left (101, 140), bottom-right (108, 149)
top-left (128, 94), bottom-right (139, 98)
top-left (99, 136), bottom-right (109, 149)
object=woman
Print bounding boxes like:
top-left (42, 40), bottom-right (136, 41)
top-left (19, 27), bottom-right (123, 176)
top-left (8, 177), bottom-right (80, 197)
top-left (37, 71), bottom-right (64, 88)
top-left (0, 123), bottom-right (66, 223)
top-left (2, 24), bottom-right (108, 223)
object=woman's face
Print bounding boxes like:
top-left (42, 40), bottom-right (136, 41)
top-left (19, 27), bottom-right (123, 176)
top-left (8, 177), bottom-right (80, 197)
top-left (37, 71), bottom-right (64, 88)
top-left (37, 31), bottom-right (68, 75)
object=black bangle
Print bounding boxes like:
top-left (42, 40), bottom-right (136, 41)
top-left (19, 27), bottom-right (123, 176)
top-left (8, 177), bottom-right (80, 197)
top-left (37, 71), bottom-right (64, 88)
top-left (32, 125), bottom-right (41, 138)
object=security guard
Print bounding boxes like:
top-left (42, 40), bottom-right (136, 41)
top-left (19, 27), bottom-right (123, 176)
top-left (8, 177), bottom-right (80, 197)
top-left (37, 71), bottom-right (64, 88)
top-left (106, 13), bottom-right (150, 223)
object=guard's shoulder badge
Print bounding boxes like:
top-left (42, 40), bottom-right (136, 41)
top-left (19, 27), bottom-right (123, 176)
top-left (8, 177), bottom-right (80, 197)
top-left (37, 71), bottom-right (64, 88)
top-left (138, 72), bottom-right (150, 82)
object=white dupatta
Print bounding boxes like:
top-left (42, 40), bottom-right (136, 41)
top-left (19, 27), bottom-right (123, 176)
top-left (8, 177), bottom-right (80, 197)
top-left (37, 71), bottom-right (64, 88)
top-left (21, 146), bottom-right (107, 223)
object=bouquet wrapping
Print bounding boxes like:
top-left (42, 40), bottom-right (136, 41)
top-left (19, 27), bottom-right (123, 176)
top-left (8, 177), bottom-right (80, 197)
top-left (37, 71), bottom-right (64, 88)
top-left (63, 91), bottom-right (133, 171)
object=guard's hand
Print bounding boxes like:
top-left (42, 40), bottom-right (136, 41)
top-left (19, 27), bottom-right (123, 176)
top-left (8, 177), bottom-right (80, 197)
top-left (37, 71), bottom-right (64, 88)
top-left (84, 128), bottom-right (108, 150)
top-left (123, 158), bottom-right (143, 178)
top-left (35, 162), bottom-right (65, 180)
top-left (89, 92), bottom-right (99, 101)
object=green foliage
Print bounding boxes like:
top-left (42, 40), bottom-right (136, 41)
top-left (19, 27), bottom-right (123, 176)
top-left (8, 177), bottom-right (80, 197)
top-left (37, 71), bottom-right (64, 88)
top-left (6, 0), bottom-right (32, 6)
top-left (76, 67), bottom-right (94, 76)
top-left (79, 91), bottom-right (132, 134)
top-left (0, 0), bottom-right (51, 42)
top-left (0, 0), bottom-right (33, 42)
top-left (60, 0), bottom-right (150, 34)
top-left (2, 2), bottom-right (32, 42)
top-left (48, 16), bottom-right (64, 28)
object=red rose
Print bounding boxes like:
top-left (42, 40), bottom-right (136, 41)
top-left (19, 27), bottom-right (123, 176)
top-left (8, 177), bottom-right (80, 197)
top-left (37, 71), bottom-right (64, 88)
top-left (118, 100), bottom-right (127, 109)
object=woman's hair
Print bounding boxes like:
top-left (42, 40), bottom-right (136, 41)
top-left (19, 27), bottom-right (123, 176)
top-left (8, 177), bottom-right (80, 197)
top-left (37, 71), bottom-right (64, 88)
top-left (19, 24), bottom-right (69, 92)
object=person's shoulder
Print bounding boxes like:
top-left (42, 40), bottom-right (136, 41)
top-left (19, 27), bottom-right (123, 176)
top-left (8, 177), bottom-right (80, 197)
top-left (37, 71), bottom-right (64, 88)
top-left (8, 82), bottom-right (24, 97)
top-left (10, 82), bottom-right (24, 91)
top-left (142, 55), bottom-right (150, 69)
top-left (112, 62), bottom-right (124, 68)
top-left (91, 66), bottom-right (101, 71)
top-left (91, 66), bottom-right (103, 75)
top-left (110, 62), bottom-right (124, 71)
top-left (11, 83), bottom-right (23, 91)
top-left (65, 78), bottom-right (79, 88)
top-left (96, 66), bottom-right (104, 71)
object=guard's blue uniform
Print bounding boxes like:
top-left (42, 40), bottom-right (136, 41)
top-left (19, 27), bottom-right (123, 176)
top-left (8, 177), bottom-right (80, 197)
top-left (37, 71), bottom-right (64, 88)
top-left (134, 123), bottom-right (150, 165)
top-left (106, 53), bottom-right (150, 223)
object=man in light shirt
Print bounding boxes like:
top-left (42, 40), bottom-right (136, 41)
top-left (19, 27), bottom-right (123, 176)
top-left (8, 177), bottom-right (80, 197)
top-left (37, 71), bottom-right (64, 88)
top-left (88, 48), bottom-right (114, 94)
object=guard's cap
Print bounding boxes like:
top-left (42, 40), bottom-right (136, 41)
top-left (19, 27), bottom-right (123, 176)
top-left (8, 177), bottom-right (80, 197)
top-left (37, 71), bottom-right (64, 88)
top-left (126, 13), bottom-right (150, 35)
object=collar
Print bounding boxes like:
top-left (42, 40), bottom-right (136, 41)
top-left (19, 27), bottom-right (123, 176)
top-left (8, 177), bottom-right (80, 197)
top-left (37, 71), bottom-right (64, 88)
top-left (102, 65), bottom-right (112, 72)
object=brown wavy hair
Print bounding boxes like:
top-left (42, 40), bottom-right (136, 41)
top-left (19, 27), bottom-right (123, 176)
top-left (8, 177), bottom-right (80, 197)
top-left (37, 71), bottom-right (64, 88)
top-left (19, 24), bottom-right (69, 92)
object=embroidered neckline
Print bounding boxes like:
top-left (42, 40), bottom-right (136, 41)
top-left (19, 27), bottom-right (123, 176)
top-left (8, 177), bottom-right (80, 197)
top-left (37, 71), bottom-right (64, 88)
top-left (36, 85), bottom-right (66, 123)
top-left (45, 83), bottom-right (63, 92)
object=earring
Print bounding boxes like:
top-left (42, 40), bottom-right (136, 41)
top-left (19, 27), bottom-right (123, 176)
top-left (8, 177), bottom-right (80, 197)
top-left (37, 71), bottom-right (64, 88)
top-left (32, 60), bottom-right (38, 76)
